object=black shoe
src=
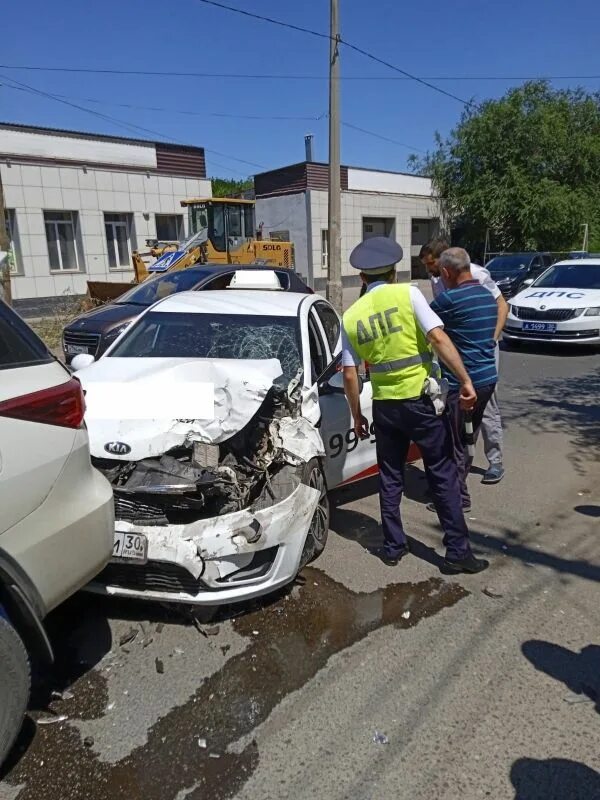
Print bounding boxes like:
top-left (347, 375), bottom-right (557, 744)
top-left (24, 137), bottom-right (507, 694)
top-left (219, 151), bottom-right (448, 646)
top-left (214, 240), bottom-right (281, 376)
top-left (371, 545), bottom-right (410, 566)
top-left (442, 554), bottom-right (490, 574)
top-left (427, 501), bottom-right (472, 514)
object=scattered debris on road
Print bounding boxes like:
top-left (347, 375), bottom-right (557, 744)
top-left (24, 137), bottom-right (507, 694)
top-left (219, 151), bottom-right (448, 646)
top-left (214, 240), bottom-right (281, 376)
top-left (563, 692), bottom-right (594, 705)
top-left (401, 611), bottom-right (411, 619)
top-left (83, 736), bottom-right (94, 748)
top-left (372, 731), bottom-right (389, 745)
top-left (198, 738), bottom-right (207, 749)
top-left (483, 587), bottom-right (504, 599)
top-left (37, 715), bottom-right (68, 725)
top-left (119, 628), bottom-right (139, 647)
top-left (155, 657), bottom-right (165, 674)
top-left (50, 689), bottom-right (74, 702)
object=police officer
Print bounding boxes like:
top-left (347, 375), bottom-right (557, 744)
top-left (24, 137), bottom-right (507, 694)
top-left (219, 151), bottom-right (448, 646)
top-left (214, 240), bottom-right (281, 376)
top-left (341, 236), bottom-right (489, 574)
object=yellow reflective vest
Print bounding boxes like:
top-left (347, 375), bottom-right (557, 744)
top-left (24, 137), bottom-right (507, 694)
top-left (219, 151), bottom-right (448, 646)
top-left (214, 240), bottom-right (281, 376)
top-left (343, 283), bottom-right (433, 400)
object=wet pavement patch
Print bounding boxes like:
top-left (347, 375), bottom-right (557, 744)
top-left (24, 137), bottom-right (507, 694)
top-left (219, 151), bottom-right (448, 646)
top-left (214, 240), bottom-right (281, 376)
top-left (2, 570), bottom-right (467, 800)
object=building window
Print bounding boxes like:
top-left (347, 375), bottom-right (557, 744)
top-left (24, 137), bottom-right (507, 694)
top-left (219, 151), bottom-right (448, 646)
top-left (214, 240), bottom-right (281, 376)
top-left (321, 229), bottom-right (329, 269)
top-left (363, 217), bottom-right (395, 240)
top-left (104, 213), bottom-right (132, 270)
top-left (44, 211), bottom-right (80, 272)
top-left (5, 209), bottom-right (22, 275)
top-left (155, 214), bottom-right (183, 242)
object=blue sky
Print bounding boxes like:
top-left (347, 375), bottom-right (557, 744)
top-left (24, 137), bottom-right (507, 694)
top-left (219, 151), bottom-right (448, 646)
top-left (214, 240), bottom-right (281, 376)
top-left (1, 0), bottom-right (599, 178)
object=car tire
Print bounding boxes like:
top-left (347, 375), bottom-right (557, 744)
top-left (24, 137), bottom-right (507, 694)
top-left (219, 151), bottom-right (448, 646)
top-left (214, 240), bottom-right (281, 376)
top-left (0, 613), bottom-right (30, 766)
top-left (299, 459), bottom-right (330, 568)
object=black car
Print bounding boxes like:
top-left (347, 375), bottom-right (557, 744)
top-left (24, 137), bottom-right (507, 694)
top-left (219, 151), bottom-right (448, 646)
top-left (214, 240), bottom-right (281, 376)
top-left (62, 265), bottom-right (312, 363)
top-left (486, 252), bottom-right (554, 298)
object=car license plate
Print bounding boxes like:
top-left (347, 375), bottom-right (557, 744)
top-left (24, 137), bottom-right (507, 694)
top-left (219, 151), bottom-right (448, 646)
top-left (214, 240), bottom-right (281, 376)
top-left (65, 344), bottom-right (89, 355)
top-left (112, 531), bottom-right (148, 563)
top-left (522, 322), bottom-right (557, 333)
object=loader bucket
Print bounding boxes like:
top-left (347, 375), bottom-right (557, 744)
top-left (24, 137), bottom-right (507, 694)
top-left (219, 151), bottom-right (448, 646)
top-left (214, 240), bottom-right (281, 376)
top-left (85, 280), bottom-right (136, 307)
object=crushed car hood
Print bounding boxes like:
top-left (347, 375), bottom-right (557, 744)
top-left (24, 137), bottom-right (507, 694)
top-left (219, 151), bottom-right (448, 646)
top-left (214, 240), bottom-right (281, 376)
top-left (78, 357), bottom-right (284, 460)
top-left (513, 287), bottom-right (600, 309)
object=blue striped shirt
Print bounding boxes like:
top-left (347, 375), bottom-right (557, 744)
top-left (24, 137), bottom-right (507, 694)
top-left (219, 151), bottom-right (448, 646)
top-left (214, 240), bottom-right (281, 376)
top-left (430, 280), bottom-right (498, 388)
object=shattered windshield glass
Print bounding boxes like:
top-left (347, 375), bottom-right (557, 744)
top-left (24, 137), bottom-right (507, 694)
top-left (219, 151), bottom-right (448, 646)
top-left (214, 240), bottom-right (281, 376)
top-left (109, 311), bottom-right (302, 383)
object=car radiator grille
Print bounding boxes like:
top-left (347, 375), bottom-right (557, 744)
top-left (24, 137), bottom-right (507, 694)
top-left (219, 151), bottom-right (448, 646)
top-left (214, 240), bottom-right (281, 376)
top-left (114, 494), bottom-right (169, 526)
top-left (512, 307), bottom-right (581, 321)
top-left (63, 330), bottom-right (101, 355)
top-left (100, 562), bottom-right (207, 595)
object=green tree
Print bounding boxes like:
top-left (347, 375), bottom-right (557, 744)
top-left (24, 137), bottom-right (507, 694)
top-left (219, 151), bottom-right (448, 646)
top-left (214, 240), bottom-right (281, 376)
top-left (211, 176), bottom-right (253, 198)
top-left (410, 82), bottom-right (600, 254)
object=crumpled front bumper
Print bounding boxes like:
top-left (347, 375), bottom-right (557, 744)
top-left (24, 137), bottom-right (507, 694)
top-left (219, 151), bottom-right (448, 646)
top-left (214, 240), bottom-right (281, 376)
top-left (85, 483), bottom-right (320, 606)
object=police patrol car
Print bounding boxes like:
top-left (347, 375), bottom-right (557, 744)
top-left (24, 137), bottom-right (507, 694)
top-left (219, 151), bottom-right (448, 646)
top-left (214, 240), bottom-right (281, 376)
top-left (69, 285), bottom-right (407, 606)
top-left (503, 259), bottom-right (600, 346)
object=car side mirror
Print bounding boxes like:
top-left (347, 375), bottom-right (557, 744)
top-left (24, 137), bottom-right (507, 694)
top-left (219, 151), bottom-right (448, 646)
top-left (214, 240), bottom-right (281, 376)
top-left (521, 278), bottom-right (534, 287)
top-left (71, 353), bottom-right (95, 371)
top-left (321, 370), bottom-right (363, 395)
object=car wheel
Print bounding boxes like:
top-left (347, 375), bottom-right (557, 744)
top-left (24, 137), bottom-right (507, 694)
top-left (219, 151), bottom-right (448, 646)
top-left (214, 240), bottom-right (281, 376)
top-left (0, 613), bottom-right (30, 766)
top-left (299, 459), bottom-right (330, 568)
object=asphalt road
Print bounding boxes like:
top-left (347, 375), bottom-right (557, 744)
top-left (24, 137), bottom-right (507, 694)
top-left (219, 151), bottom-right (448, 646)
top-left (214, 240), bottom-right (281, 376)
top-left (1, 341), bottom-right (599, 800)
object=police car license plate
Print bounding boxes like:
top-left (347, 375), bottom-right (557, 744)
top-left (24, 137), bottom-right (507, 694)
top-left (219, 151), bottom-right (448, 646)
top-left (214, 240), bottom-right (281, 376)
top-left (112, 532), bottom-right (148, 563)
top-left (522, 322), bottom-right (556, 333)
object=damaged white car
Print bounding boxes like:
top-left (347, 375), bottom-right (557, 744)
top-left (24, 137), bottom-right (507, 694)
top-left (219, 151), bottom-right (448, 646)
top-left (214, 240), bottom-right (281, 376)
top-left (73, 289), bottom-right (384, 605)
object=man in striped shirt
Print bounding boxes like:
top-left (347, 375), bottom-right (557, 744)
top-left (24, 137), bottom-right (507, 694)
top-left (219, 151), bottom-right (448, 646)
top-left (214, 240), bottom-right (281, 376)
top-left (429, 248), bottom-right (498, 511)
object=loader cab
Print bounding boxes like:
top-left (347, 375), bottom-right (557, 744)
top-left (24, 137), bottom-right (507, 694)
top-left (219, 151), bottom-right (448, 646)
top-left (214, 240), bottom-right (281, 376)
top-left (182, 198), bottom-right (256, 254)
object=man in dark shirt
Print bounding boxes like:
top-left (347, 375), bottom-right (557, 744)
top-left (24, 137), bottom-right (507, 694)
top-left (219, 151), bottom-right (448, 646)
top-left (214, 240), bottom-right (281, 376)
top-left (429, 248), bottom-right (498, 511)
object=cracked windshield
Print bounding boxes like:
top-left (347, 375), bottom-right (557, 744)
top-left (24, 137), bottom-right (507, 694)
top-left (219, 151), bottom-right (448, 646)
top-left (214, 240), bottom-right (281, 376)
top-left (108, 311), bottom-right (302, 383)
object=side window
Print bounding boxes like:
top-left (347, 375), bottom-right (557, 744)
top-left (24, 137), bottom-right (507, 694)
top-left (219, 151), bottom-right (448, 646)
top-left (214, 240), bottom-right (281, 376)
top-left (314, 301), bottom-right (341, 353)
top-left (203, 273), bottom-right (234, 291)
top-left (307, 312), bottom-right (328, 382)
top-left (0, 302), bottom-right (52, 370)
top-left (543, 255), bottom-right (553, 267)
top-left (530, 256), bottom-right (542, 270)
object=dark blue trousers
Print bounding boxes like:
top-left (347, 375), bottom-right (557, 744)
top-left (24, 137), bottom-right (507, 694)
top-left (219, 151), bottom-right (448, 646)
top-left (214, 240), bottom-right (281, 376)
top-left (373, 396), bottom-right (472, 561)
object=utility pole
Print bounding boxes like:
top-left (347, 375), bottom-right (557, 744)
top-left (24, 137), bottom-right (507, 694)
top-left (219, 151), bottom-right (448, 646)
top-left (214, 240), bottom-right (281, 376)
top-left (0, 168), bottom-right (12, 306)
top-left (326, 0), bottom-right (342, 314)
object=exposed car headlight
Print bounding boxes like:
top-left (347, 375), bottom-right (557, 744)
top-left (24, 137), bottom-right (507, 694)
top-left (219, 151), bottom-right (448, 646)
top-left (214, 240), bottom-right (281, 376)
top-left (583, 307), bottom-right (600, 317)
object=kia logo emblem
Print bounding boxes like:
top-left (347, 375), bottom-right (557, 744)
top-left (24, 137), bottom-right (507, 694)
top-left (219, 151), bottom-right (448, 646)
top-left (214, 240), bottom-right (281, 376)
top-left (104, 441), bottom-right (131, 455)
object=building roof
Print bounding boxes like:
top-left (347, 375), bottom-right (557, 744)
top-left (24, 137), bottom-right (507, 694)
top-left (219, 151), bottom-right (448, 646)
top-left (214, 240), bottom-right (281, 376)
top-left (0, 121), bottom-right (201, 151)
top-left (254, 160), bottom-right (432, 199)
top-left (0, 121), bottom-right (206, 179)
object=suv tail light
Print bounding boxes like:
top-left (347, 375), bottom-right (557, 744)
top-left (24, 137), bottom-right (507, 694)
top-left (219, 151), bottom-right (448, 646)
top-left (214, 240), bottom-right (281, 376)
top-left (0, 378), bottom-right (85, 428)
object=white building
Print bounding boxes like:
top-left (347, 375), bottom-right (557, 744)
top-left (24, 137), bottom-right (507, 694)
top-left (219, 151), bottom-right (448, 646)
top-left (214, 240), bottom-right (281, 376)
top-left (254, 161), bottom-right (440, 288)
top-left (0, 123), bottom-right (211, 314)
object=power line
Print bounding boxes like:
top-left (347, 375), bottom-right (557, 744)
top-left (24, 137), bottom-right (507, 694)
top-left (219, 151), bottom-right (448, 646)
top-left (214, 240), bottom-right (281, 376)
top-left (1, 83), bottom-right (323, 122)
top-left (196, 0), bottom-right (331, 41)
top-left (1, 63), bottom-right (598, 82)
top-left (0, 74), bottom-right (267, 170)
top-left (341, 121), bottom-right (425, 153)
top-left (193, 0), bottom-right (474, 107)
top-left (2, 80), bottom-right (427, 160)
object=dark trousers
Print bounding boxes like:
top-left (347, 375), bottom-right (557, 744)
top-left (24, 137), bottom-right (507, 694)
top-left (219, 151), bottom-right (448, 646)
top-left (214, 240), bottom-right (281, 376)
top-left (447, 383), bottom-right (496, 506)
top-left (373, 397), bottom-right (472, 561)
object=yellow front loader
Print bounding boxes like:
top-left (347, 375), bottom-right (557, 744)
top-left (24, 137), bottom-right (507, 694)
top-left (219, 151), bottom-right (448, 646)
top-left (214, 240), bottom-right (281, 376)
top-left (85, 198), bottom-right (294, 306)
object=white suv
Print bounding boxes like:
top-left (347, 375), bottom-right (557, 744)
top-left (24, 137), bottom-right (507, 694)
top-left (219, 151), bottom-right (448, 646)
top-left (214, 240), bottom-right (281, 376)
top-left (0, 301), bottom-right (114, 765)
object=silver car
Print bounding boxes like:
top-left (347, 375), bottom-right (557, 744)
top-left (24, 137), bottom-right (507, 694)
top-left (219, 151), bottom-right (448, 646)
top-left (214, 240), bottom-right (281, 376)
top-left (0, 301), bottom-right (114, 765)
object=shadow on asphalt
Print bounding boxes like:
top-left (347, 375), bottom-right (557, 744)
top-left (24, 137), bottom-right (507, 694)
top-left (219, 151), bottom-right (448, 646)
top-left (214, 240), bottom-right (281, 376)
top-left (521, 641), bottom-right (600, 713)
top-left (501, 370), bottom-right (600, 475)
top-left (500, 340), bottom-right (600, 358)
top-left (510, 757), bottom-right (600, 799)
top-left (330, 475), bottom-right (600, 584)
top-left (574, 504), bottom-right (600, 518)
